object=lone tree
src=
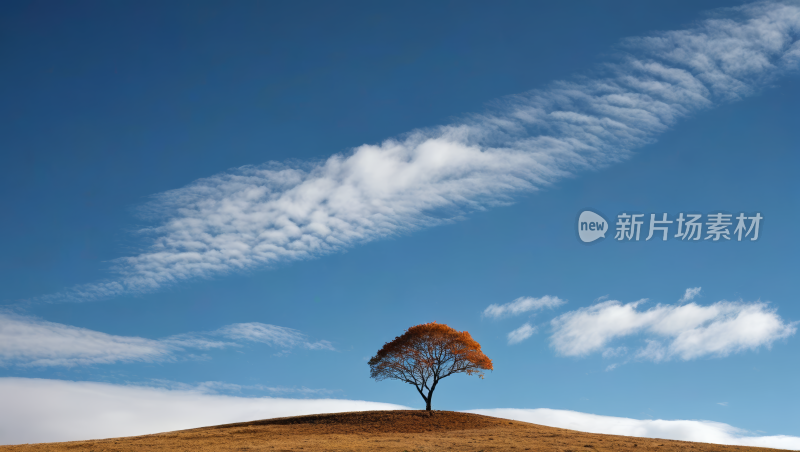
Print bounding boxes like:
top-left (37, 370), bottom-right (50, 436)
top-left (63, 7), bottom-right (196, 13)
top-left (368, 322), bottom-right (493, 411)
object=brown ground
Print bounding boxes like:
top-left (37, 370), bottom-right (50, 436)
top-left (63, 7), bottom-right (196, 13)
top-left (0, 410), bottom-right (787, 452)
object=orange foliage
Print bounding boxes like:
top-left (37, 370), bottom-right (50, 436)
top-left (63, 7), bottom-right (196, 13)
top-left (368, 322), bottom-right (493, 410)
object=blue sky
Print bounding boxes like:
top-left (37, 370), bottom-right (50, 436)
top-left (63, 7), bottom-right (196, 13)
top-left (1, 0), bottom-right (799, 447)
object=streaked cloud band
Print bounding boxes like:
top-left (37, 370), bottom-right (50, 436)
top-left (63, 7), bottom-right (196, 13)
top-left (40, 2), bottom-right (800, 302)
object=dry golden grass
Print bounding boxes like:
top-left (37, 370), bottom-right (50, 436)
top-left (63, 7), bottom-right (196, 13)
top-left (0, 410), bottom-right (788, 452)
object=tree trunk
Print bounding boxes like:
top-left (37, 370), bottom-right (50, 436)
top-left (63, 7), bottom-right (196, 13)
top-left (425, 378), bottom-right (438, 411)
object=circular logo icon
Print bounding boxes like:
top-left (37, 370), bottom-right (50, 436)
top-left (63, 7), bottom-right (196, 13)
top-left (578, 211), bottom-right (608, 243)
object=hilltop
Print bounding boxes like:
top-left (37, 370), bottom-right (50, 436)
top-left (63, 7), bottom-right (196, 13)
top-left (0, 410), bottom-right (789, 451)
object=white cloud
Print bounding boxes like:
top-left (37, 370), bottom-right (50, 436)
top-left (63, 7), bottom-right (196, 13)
top-left (38, 2), bottom-right (800, 303)
top-left (141, 379), bottom-right (338, 397)
top-left (0, 313), bottom-right (333, 367)
top-left (680, 287), bottom-right (702, 303)
top-left (507, 323), bottom-right (537, 344)
top-left (215, 322), bottom-right (335, 350)
top-left (260, 386), bottom-right (339, 396)
top-left (143, 379), bottom-right (253, 394)
top-left (550, 299), bottom-right (796, 361)
top-left (484, 296), bottom-right (566, 319)
top-left (0, 378), bottom-right (408, 445)
top-left (467, 408), bottom-right (800, 450)
top-left (0, 313), bottom-right (176, 367)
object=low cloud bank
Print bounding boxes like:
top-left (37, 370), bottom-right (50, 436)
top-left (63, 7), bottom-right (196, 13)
top-left (0, 378), bottom-right (800, 450)
top-left (2, 378), bottom-right (798, 449)
top-left (468, 408), bottom-right (800, 450)
top-left (0, 378), bottom-right (408, 445)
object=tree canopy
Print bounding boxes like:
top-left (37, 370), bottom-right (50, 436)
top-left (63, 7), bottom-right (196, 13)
top-left (368, 322), bottom-right (493, 411)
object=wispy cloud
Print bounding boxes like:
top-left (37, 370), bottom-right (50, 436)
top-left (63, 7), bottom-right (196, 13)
top-left (38, 2), bottom-right (800, 303)
top-left (484, 296), bottom-right (566, 319)
top-left (602, 346), bottom-right (627, 358)
top-left (550, 299), bottom-right (796, 361)
top-left (0, 378), bottom-right (408, 445)
top-left (142, 379), bottom-right (339, 397)
top-left (679, 287), bottom-right (702, 303)
top-left (215, 323), bottom-right (335, 351)
top-left (507, 323), bottom-right (537, 345)
top-left (0, 313), bottom-right (180, 367)
top-left (0, 313), bottom-right (333, 367)
top-left (259, 386), bottom-right (339, 396)
top-left (467, 408), bottom-right (800, 449)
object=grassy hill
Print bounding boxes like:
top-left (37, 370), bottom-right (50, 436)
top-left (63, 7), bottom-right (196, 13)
top-left (0, 410), bottom-right (788, 451)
